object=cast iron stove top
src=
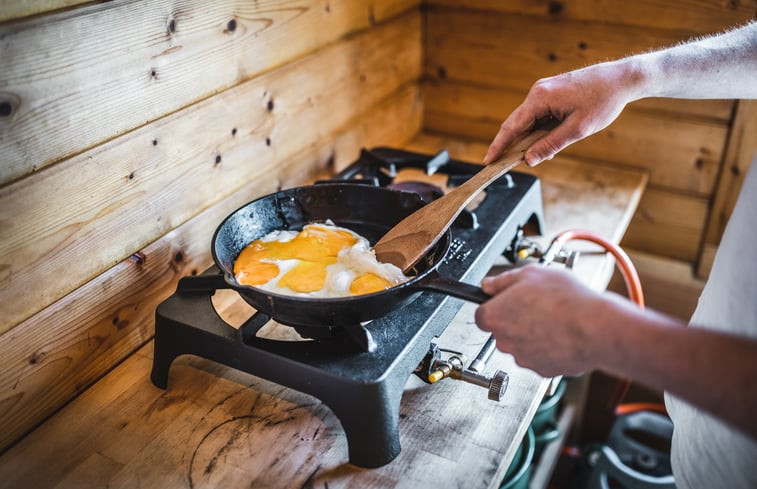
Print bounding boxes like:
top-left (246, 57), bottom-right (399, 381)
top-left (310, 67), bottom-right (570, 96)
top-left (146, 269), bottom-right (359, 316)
top-left (150, 147), bottom-right (544, 468)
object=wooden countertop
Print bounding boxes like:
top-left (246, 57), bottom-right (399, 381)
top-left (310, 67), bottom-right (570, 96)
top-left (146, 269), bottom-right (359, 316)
top-left (0, 135), bottom-right (646, 489)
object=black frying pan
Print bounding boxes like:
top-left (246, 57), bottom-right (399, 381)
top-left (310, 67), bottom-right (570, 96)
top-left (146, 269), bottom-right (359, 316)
top-left (211, 183), bottom-right (489, 331)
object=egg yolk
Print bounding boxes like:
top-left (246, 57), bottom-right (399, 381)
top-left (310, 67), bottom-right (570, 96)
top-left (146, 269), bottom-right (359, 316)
top-left (234, 260), bottom-right (280, 286)
top-left (277, 260), bottom-right (334, 293)
top-left (349, 273), bottom-right (392, 295)
top-left (234, 224), bottom-right (378, 294)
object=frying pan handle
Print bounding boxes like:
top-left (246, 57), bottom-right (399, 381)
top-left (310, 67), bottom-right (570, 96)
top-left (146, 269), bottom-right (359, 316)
top-left (418, 272), bottom-right (491, 304)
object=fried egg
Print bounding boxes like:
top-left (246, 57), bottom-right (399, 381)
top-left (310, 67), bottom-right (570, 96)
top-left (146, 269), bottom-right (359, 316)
top-left (233, 222), bottom-right (408, 297)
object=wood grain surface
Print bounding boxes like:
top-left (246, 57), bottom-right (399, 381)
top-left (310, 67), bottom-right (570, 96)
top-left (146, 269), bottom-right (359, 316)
top-left (423, 80), bottom-right (735, 124)
top-left (420, 2), bottom-right (757, 266)
top-left (0, 0), bottom-right (419, 184)
top-left (607, 250), bottom-right (705, 322)
top-left (0, 0), bottom-right (92, 23)
top-left (622, 188), bottom-right (710, 262)
top-left (426, 0), bottom-right (757, 33)
top-left (423, 82), bottom-right (728, 196)
top-left (0, 83), bottom-right (423, 454)
top-left (0, 134), bottom-right (646, 488)
top-left (0, 11), bottom-right (421, 335)
top-left (703, 100), bottom-right (757, 246)
top-left (424, 9), bottom-right (725, 93)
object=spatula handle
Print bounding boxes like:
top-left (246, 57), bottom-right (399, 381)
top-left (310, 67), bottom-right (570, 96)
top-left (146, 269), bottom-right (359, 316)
top-left (410, 124), bottom-right (552, 235)
top-left (443, 125), bottom-right (553, 209)
top-left (374, 119), bottom-right (558, 272)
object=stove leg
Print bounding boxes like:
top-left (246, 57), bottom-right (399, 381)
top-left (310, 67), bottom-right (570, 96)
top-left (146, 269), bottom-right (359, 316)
top-left (151, 295), bottom-right (239, 390)
top-left (326, 381), bottom-right (403, 468)
top-left (150, 323), bottom-right (178, 389)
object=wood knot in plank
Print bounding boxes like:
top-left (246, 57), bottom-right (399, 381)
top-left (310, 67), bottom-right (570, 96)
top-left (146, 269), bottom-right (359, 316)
top-left (0, 92), bottom-right (21, 123)
top-left (28, 350), bottom-right (46, 365)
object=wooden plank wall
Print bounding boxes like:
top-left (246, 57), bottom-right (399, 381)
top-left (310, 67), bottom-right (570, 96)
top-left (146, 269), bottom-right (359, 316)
top-left (2, 0), bottom-right (754, 458)
top-left (423, 0), bottom-right (757, 264)
top-left (698, 99), bottom-right (757, 275)
top-left (0, 0), bottom-right (422, 453)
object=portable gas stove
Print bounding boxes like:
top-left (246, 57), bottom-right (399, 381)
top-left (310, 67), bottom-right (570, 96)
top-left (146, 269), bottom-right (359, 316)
top-left (150, 147), bottom-right (545, 467)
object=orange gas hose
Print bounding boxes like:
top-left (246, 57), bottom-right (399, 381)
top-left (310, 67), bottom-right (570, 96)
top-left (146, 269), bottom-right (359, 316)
top-left (550, 230), bottom-right (644, 308)
top-left (614, 402), bottom-right (668, 416)
top-left (549, 230), bottom-right (644, 409)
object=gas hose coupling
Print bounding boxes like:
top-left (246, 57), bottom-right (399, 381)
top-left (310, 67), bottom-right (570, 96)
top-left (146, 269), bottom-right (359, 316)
top-left (507, 226), bottom-right (579, 269)
top-left (416, 345), bottom-right (509, 402)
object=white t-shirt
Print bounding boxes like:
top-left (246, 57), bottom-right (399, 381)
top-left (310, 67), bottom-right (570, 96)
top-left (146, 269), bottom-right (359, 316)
top-left (664, 154), bottom-right (757, 488)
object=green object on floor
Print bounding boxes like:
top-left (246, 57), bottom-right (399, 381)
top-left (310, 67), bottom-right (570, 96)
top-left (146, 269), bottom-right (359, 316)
top-left (501, 426), bottom-right (535, 489)
top-left (532, 379), bottom-right (567, 459)
top-left (532, 380), bottom-right (566, 434)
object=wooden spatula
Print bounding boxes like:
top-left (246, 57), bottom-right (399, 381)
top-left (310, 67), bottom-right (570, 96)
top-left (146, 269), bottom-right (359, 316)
top-left (374, 123), bottom-right (555, 273)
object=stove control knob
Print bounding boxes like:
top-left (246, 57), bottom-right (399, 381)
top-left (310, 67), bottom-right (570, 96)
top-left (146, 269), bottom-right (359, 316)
top-left (488, 370), bottom-right (509, 402)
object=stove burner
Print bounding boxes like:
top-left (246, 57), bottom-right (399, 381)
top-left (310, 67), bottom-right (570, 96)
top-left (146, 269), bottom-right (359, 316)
top-left (387, 181), bottom-right (444, 203)
top-left (150, 147), bottom-right (544, 467)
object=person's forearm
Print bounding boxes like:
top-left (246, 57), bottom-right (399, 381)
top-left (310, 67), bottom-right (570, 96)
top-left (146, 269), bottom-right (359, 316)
top-left (623, 21), bottom-right (757, 101)
top-left (592, 297), bottom-right (757, 439)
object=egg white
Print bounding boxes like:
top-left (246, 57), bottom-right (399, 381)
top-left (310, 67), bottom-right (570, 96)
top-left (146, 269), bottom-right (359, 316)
top-left (246, 222), bottom-right (408, 298)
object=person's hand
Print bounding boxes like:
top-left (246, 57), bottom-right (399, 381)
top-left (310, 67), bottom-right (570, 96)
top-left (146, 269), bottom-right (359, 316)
top-left (474, 265), bottom-right (628, 377)
top-left (483, 60), bottom-right (641, 166)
